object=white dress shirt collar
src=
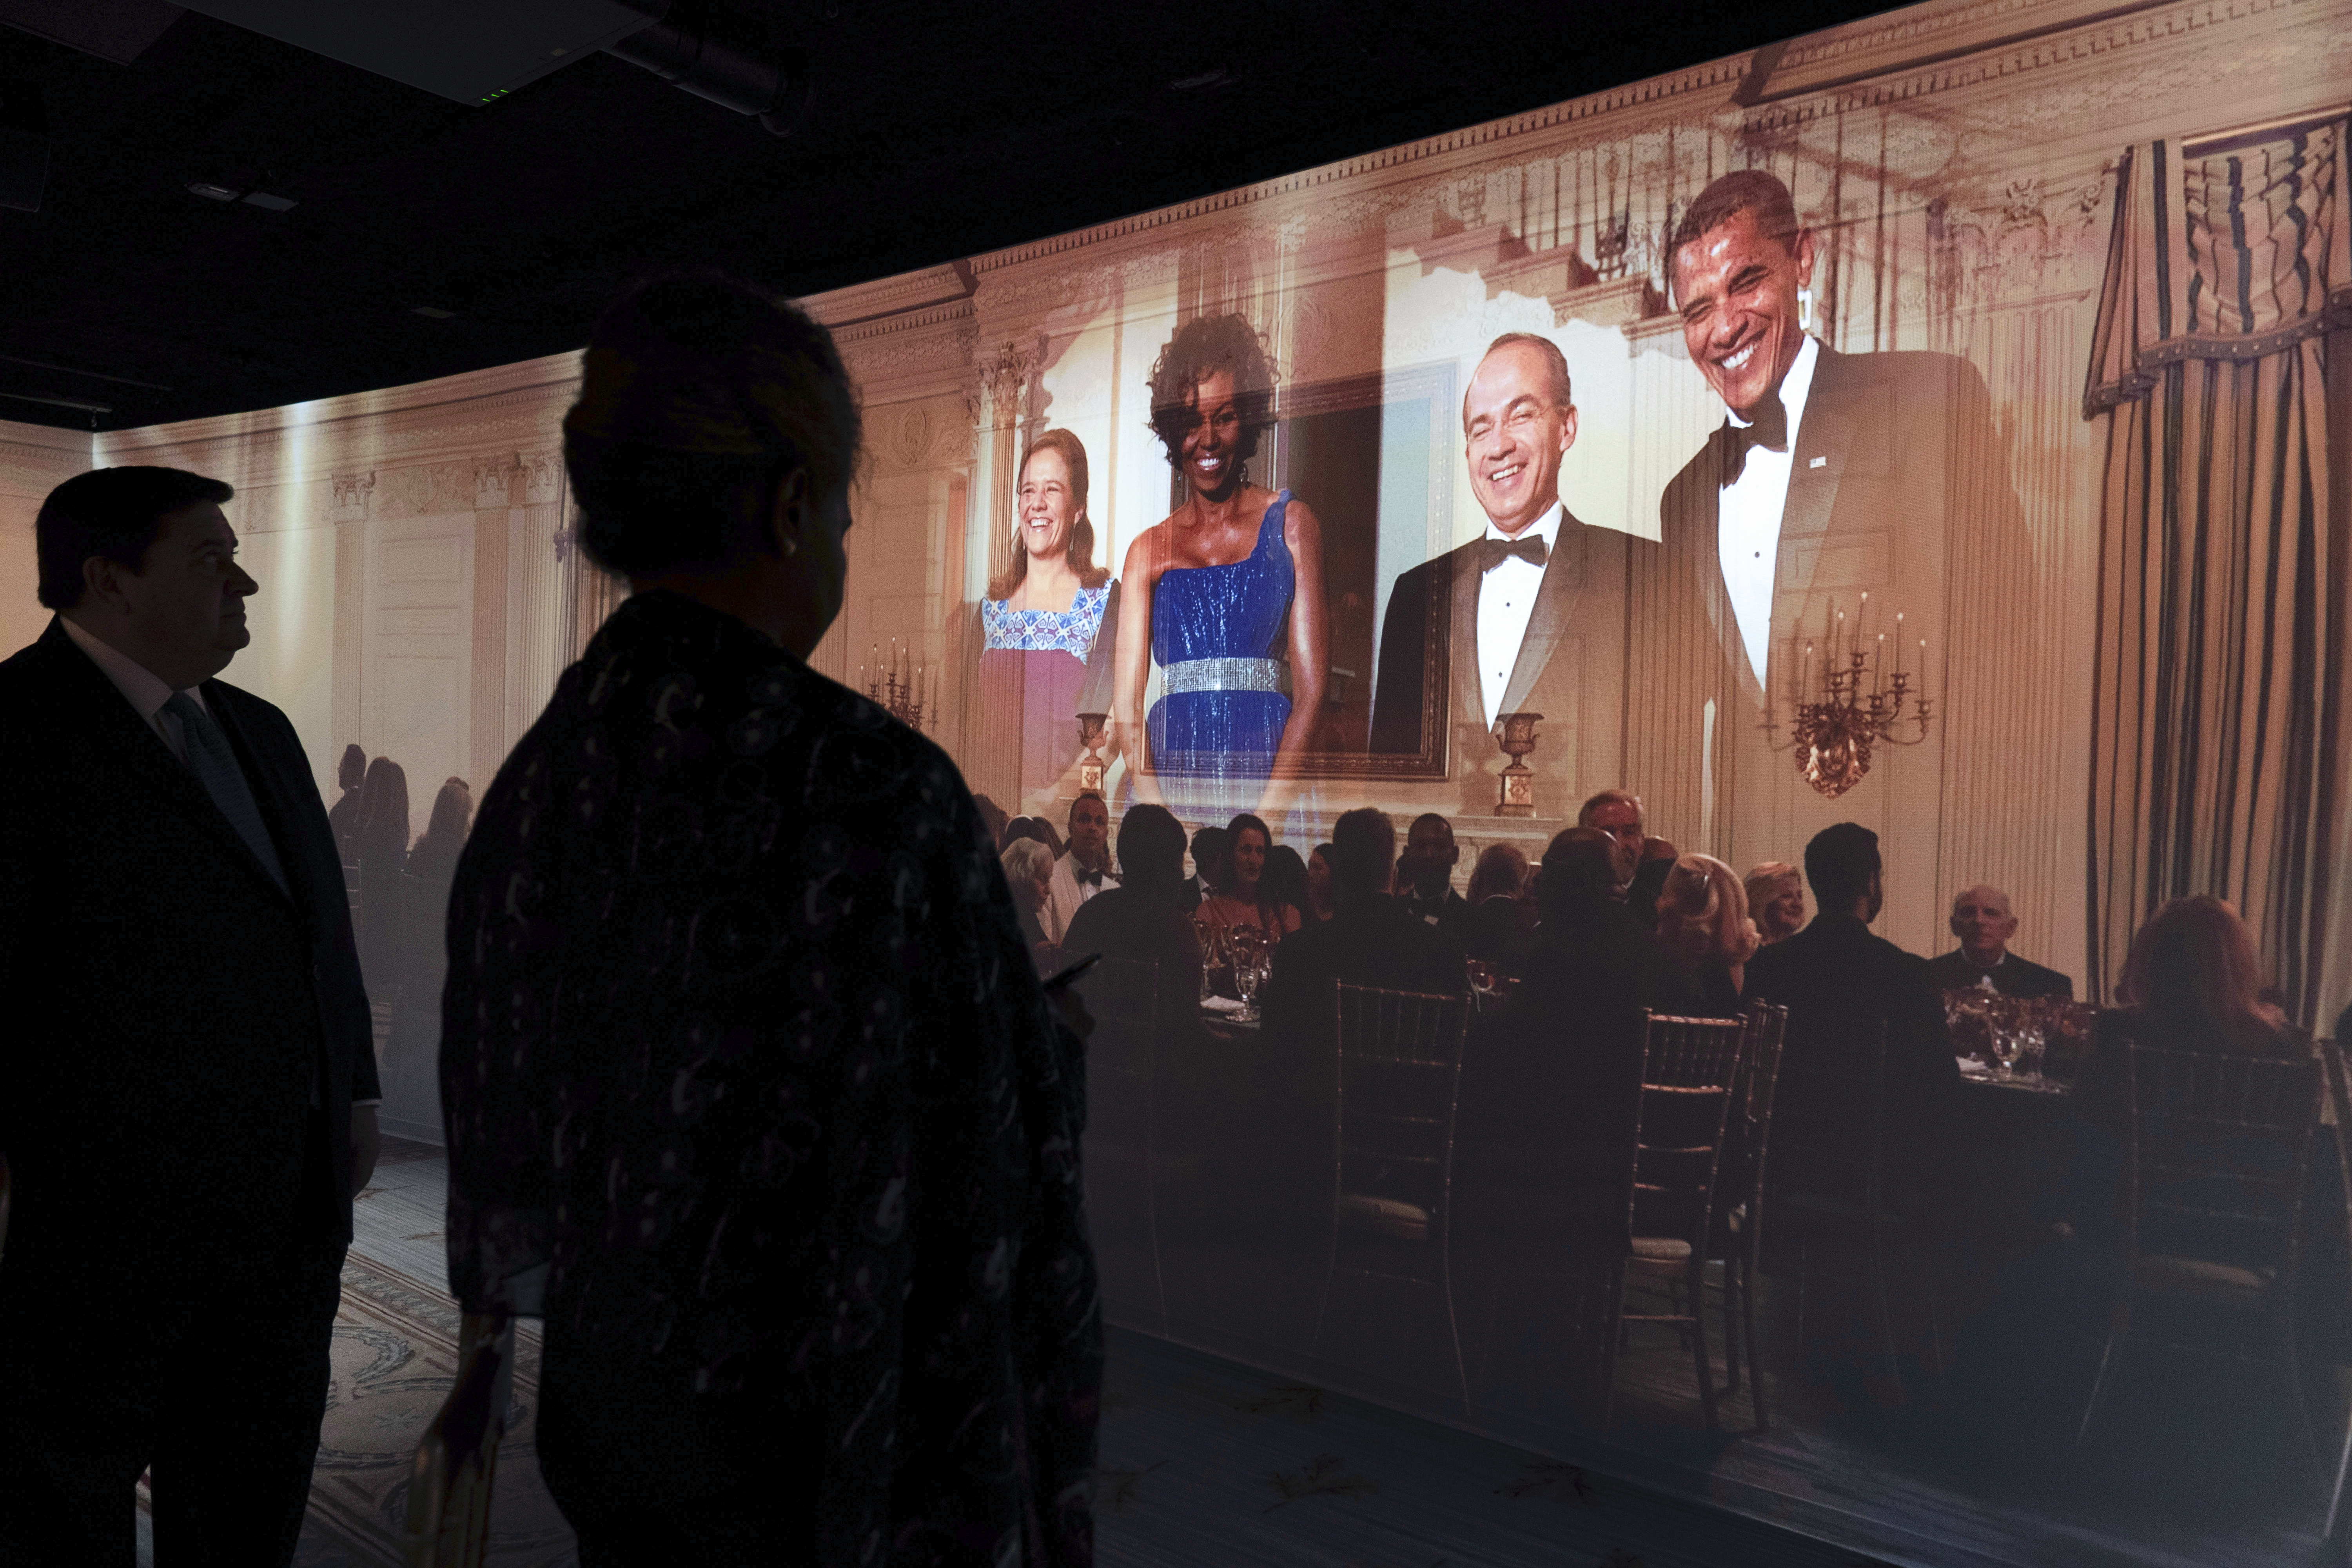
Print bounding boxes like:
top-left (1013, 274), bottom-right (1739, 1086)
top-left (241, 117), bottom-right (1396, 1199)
top-left (60, 615), bottom-right (209, 762)
top-left (1724, 333), bottom-right (1821, 434)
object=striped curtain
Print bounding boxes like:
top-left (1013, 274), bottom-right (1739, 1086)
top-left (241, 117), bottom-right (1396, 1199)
top-left (2085, 121), bottom-right (2352, 1022)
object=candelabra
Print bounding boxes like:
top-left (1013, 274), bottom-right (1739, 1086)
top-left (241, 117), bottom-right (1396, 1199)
top-left (1766, 597), bottom-right (1932, 799)
top-left (861, 640), bottom-right (934, 733)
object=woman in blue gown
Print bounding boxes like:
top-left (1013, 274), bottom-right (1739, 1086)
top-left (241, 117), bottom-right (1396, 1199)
top-left (1112, 314), bottom-right (1328, 822)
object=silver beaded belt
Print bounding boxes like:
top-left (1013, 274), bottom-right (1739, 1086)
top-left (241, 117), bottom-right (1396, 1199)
top-left (1161, 657), bottom-right (1291, 698)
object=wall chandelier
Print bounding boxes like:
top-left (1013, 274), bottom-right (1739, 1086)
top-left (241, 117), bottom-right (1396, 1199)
top-left (1766, 596), bottom-right (1932, 799)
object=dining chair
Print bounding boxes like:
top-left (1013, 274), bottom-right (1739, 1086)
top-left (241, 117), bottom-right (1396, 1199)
top-left (1763, 1012), bottom-right (1942, 1401)
top-left (1076, 955), bottom-right (1168, 1336)
top-left (1706, 1002), bottom-right (1788, 1430)
top-left (1606, 1011), bottom-right (1750, 1432)
top-left (2075, 1042), bottom-right (2323, 1475)
top-left (1314, 983), bottom-right (1473, 1417)
top-left (401, 1311), bottom-right (515, 1568)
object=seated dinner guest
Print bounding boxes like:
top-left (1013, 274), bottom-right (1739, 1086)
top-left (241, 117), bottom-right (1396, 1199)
top-left (1625, 835), bottom-right (1678, 930)
top-left (437, 271), bottom-right (1096, 1566)
top-left (1044, 789), bottom-right (1117, 947)
top-left (1399, 812), bottom-right (1470, 941)
top-left (1002, 836), bottom-right (1060, 974)
top-left (1183, 822), bottom-right (1229, 914)
top-left (1927, 884), bottom-right (2073, 999)
top-left (978, 428), bottom-right (1122, 812)
top-left (1462, 841), bottom-right (1532, 965)
top-left (1653, 853), bottom-right (1759, 1017)
top-left (1196, 811), bottom-right (1301, 947)
top-left (1304, 841), bottom-right (1337, 924)
top-left (1062, 804), bottom-right (1208, 1051)
top-left (1259, 842), bottom-right (1311, 929)
top-left (1744, 860), bottom-right (1805, 945)
top-left (1742, 822), bottom-right (1957, 1194)
top-left (1579, 787), bottom-right (1646, 895)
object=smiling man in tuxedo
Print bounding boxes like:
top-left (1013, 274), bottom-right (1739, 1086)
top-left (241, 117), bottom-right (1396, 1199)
top-left (0, 466), bottom-right (381, 1566)
top-left (1645, 170), bottom-right (2029, 916)
top-left (1370, 332), bottom-right (1633, 819)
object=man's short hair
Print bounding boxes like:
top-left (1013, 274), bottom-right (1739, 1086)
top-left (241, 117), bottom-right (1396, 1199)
top-left (1804, 822), bottom-right (1882, 912)
top-left (1327, 808), bottom-right (1396, 900)
top-left (1577, 788), bottom-right (1643, 827)
top-left (1407, 811), bottom-right (1455, 844)
top-left (1114, 804), bottom-right (1187, 890)
top-left (1190, 825), bottom-right (1232, 883)
top-left (1668, 170), bottom-right (1803, 286)
top-left (1067, 790), bottom-right (1107, 825)
top-left (36, 466), bottom-right (236, 610)
top-left (1475, 332), bottom-right (1573, 411)
top-left (1538, 827), bottom-right (1620, 923)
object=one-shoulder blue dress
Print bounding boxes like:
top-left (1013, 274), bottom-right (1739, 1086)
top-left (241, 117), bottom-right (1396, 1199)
top-left (1148, 490), bottom-right (1295, 776)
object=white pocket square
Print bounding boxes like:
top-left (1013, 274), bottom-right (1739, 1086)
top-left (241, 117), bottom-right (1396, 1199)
top-left (1809, 455), bottom-right (1828, 468)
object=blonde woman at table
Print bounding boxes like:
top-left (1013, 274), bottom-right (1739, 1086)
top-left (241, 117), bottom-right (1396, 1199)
top-left (1653, 853), bottom-right (1760, 1017)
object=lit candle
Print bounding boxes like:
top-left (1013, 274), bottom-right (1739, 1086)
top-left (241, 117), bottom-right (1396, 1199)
top-left (1877, 633), bottom-right (1886, 694)
top-left (1895, 612), bottom-right (1905, 676)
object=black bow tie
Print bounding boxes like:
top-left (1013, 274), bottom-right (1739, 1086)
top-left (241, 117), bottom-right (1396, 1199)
top-left (1480, 534), bottom-right (1548, 572)
top-left (1074, 865), bottom-right (1104, 889)
top-left (1714, 392), bottom-right (1791, 485)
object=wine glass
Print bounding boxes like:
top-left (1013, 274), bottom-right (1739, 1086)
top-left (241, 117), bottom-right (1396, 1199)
top-left (2015, 1022), bottom-right (2046, 1083)
top-left (1989, 1019), bottom-right (2022, 1080)
top-left (1235, 947), bottom-right (1268, 1022)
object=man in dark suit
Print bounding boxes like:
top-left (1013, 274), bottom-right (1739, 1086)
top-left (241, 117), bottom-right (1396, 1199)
top-left (0, 466), bottom-right (381, 1566)
top-left (1635, 171), bottom-right (2031, 947)
top-left (1065, 803), bottom-right (1208, 1053)
top-left (1263, 807), bottom-right (1467, 1054)
top-left (1926, 884), bottom-right (2073, 999)
top-left (1742, 822), bottom-right (1956, 1194)
top-left (1369, 333), bottom-right (1634, 820)
top-left (1397, 812), bottom-right (1470, 942)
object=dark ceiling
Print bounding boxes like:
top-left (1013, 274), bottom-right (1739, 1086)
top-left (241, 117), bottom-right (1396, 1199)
top-left (0, 0), bottom-right (1896, 432)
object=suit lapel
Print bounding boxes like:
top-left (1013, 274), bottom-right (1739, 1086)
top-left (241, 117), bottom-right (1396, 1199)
top-left (1448, 541), bottom-right (1485, 729)
top-left (39, 624), bottom-right (298, 909)
top-left (1498, 515), bottom-right (1588, 717)
top-left (205, 686), bottom-right (313, 918)
top-left (1777, 347), bottom-right (1859, 612)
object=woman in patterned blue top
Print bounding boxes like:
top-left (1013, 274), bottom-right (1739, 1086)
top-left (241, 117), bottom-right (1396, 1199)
top-left (978, 428), bottom-right (1122, 813)
top-left (1112, 315), bottom-right (1329, 823)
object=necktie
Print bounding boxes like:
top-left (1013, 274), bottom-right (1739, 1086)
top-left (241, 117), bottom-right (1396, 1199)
top-left (1714, 390), bottom-right (1791, 486)
top-left (1479, 534), bottom-right (1548, 572)
top-left (163, 692), bottom-right (289, 894)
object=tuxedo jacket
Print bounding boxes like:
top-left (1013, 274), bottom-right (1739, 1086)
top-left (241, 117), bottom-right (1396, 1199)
top-left (1925, 948), bottom-right (2074, 1000)
top-left (0, 618), bottom-right (378, 1287)
top-left (1369, 510), bottom-right (1635, 820)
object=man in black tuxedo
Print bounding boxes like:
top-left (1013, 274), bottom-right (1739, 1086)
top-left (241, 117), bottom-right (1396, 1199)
top-left (1639, 171), bottom-right (2031, 937)
top-left (0, 467), bottom-right (381, 1566)
top-left (1926, 884), bottom-right (2073, 999)
top-left (1369, 333), bottom-right (1635, 819)
top-left (1397, 812), bottom-right (1470, 942)
top-left (1742, 822), bottom-right (1956, 1195)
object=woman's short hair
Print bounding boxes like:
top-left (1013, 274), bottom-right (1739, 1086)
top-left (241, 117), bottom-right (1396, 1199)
top-left (35, 466), bottom-right (235, 611)
top-left (1465, 842), bottom-right (1530, 906)
top-left (1147, 314), bottom-right (1278, 470)
top-left (1656, 854), bottom-right (1762, 968)
top-left (563, 270), bottom-right (863, 580)
top-left (2120, 895), bottom-right (2278, 1051)
top-left (1743, 860), bottom-right (1801, 909)
top-left (1000, 838), bottom-right (1054, 906)
top-left (989, 429), bottom-right (1109, 601)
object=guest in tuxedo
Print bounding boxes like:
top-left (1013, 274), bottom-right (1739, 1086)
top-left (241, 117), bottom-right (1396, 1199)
top-left (0, 465), bottom-right (381, 1566)
top-left (326, 740), bottom-right (366, 861)
top-left (1062, 803), bottom-right (1208, 1052)
top-left (1651, 854), bottom-right (1760, 1017)
top-left (1398, 811), bottom-right (1470, 941)
top-left (1742, 822), bottom-right (1958, 1198)
top-left (1262, 808), bottom-right (1468, 1064)
top-left (1461, 841), bottom-right (1534, 968)
top-left (1043, 790), bottom-right (1118, 947)
top-left (438, 272), bottom-right (1096, 1565)
top-left (1526, 827), bottom-right (1661, 1000)
top-left (1650, 170), bottom-right (2031, 884)
top-left (1578, 788), bottom-right (1646, 895)
top-left (1744, 860), bottom-right (1806, 945)
top-left (1182, 823), bottom-right (1229, 915)
top-left (1002, 836), bottom-right (1061, 974)
top-left (1926, 884), bottom-right (2073, 998)
top-left (353, 753), bottom-right (410, 999)
top-left (1368, 334), bottom-right (1636, 817)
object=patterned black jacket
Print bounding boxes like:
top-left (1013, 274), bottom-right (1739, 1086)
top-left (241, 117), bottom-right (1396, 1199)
top-left (439, 589), bottom-right (1099, 1566)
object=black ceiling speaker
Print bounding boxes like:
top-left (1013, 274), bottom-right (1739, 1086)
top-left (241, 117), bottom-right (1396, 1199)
top-left (603, 12), bottom-right (813, 137)
top-left (0, 80), bottom-right (47, 213)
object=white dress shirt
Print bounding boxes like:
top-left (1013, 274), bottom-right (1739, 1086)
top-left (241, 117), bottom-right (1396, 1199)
top-left (1716, 334), bottom-right (1821, 689)
top-left (1475, 502), bottom-right (1564, 731)
top-left (60, 615), bottom-right (377, 1109)
top-left (60, 614), bottom-right (209, 764)
top-left (1045, 850), bottom-right (1118, 948)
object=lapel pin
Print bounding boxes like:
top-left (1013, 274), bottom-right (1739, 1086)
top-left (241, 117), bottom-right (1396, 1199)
top-left (1809, 455), bottom-right (1828, 468)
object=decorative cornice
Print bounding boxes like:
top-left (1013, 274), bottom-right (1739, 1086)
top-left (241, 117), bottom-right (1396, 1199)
top-left (803, 264), bottom-right (972, 330)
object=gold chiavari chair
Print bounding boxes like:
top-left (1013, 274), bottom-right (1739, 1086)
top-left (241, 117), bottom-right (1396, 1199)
top-left (1315, 983), bottom-right (1474, 1417)
top-left (1077, 955), bottom-right (1168, 1335)
top-left (1607, 1011), bottom-right (1750, 1432)
top-left (1706, 1002), bottom-right (1788, 1430)
top-left (401, 1311), bottom-right (515, 1568)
